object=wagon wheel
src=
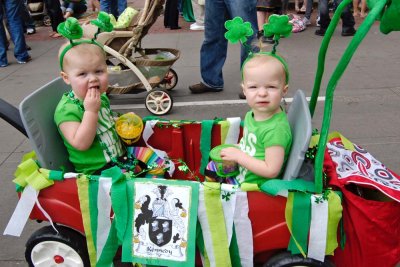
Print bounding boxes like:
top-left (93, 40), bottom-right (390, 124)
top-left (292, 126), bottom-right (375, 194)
top-left (145, 89), bottom-right (173, 115)
top-left (25, 225), bottom-right (90, 267)
top-left (159, 68), bottom-right (178, 91)
top-left (43, 15), bottom-right (51, 27)
top-left (263, 251), bottom-right (335, 267)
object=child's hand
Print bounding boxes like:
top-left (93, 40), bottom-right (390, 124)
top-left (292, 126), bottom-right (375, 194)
top-left (220, 147), bottom-right (243, 163)
top-left (83, 88), bottom-right (101, 113)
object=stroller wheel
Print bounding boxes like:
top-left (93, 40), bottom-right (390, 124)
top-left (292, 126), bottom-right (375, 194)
top-left (145, 89), bottom-right (173, 115)
top-left (43, 15), bottom-right (51, 27)
top-left (159, 68), bottom-right (178, 91)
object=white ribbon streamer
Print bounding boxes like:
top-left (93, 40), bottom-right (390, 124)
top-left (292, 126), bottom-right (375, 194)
top-left (143, 120), bottom-right (175, 176)
top-left (197, 185), bottom-right (217, 267)
top-left (3, 186), bottom-right (38, 236)
top-left (221, 191), bottom-right (237, 246)
top-left (233, 191), bottom-right (254, 267)
top-left (96, 177), bottom-right (113, 260)
top-left (307, 195), bottom-right (328, 262)
top-left (225, 117), bottom-right (241, 144)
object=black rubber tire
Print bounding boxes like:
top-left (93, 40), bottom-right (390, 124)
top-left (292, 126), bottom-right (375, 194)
top-left (25, 225), bottom-right (90, 267)
top-left (159, 68), bottom-right (178, 90)
top-left (264, 252), bottom-right (335, 267)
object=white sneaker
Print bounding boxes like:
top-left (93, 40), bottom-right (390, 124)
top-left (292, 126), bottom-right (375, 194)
top-left (302, 17), bottom-right (311, 26)
top-left (190, 23), bottom-right (205, 31)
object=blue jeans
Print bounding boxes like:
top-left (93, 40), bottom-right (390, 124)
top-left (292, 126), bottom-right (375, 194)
top-left (100, 0), bottom-right (127, 17)
top-left (61, 1), bottom-right (87, 16)
top-left (0, 0), bottom-right (29, 66)
top-left (318, 0), bottom-right (354, 31)
top-left (200, 0), bottom-right (257, 89)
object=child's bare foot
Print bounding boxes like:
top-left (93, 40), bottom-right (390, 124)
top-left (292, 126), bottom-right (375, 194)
top-left (353, 11), bottom-right (359, 17)
top-left (49, 31), bottom-right (62, 38)
top-left (360, 12), bottom-right (367, 18)
top-left (64, 12), bottom-right (72, 19)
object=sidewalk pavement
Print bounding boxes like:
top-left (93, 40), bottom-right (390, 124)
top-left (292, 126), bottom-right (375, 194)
top-left (1, 5), bottom-right (400, 266)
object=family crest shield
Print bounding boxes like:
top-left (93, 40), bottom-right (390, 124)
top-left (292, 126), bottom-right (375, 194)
top-left (124, 178), bottom-right (199, 267)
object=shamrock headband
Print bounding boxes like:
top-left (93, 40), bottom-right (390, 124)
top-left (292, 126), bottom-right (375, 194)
top-left (58, 12), bottom-right (114, 71)
top-left (224, 15), bottom-right (292, 84)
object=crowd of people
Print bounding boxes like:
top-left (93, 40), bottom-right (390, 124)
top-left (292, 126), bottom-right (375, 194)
top-left (0, 0), bottom-right (128, 68)
top-left (1, 0), bottom-right (367, 69)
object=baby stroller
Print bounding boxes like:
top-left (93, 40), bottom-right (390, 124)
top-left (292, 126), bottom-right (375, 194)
top-left (84, 0), bottom-right (180, 115)
top-left (26, 0), bottom-right (51, 26)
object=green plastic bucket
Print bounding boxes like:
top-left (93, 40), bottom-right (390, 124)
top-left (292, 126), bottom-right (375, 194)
top-left (209, 144), bottom-right (240, 177)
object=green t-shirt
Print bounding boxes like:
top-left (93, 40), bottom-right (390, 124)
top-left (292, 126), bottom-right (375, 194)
top-left (237, 110), bottom-right (292, 186)
top-left (54, 93), bottom-right (124, 174)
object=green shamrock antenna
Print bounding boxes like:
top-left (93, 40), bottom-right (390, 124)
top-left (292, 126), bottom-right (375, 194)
top-left (224, 15), bottom-right (292, 84)
top-left (90, 11), bottom-right (114, 39)
top-left (263, 14), bottom-right (292, 54)
top-left (58, 13), bottom-right (114, 71)
top-left (224, 16), bottom-right (254, 49)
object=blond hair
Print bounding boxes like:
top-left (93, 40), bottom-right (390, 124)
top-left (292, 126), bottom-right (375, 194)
top-left (59, 42), bottom-right (106, 71)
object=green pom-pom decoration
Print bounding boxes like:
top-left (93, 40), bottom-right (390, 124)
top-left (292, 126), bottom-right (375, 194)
top-left (263, 14), bottom-right (293, 40)
top-left (91, 11), bottom-right (114, 32)
top-left (57, 17), bottom-right (83, 40)
top-left (224, 16), bottom-right (254, 44)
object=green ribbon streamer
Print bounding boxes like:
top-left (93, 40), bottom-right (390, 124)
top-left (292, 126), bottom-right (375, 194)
top-left (96, 220), bottom-right (119, 266)
top-left (326, 191), bottom-right (343, 255)
top-left (103, 167), bottom-right (129, 245)
top-left (288, 192), bottom-right (311, 256)
top-left (200, 120), bottom-right (214, 175)
top-left (49, 170), bottom-right (64, 181)
top-left (229, 225), bottom-right (242, 267)
top-left (204, 182), bottom-right (232, 267)
top-left (122, 179), bottom-right (134, 262)
top-left (260, 179), bottom-right (315, 196)
top-left (88, 176), bottom-right (99, 258)
top-left (196, 220), bottom-right (211, 267)
top-left (77, 176), bottom-right (97, 267)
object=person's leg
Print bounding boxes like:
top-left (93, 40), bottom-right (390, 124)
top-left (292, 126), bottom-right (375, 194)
top-left (227, 0), bottom-right (257, 64)
top-left (199, 0), bottom-right (228, 89)
top-left (100, 0), bottom-right (118, 17)
top-left (72, 1), bottom-right (88, 16)
top-left (257, 11), bottom-right (266, 31)
top-left (118, 0), bottom-right (127, 16)
top-left (4, 0), bottom-right (29, 62)
top-left (304, 0), bottom-right (313, 20)
top-left (169, 0), bottom-right (180, 29)
top-left (352, 0), bottom-right (359, 16)
top-left (21, 1), bottom-right (35, 33)
top-left (44, 0), bottom-right (64, 32)
top-left (64, 2), bottom-right (73, 18)
top-left (0, 7), bottom-right (9, 66)
top-left (316, 0), bottom-right (330, 34)
top-left (360, 0), bottom-right (367, 17)
top-left (164, 0), bottom-right (171, 27)
top-left (339, 0), bottom-right (355, 34)
top-left (191, 0), bottom-right (204, 26)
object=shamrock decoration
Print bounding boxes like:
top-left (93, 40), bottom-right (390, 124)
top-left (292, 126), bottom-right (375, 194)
top-left (379, 0), bottom-right (400, 34)
top-left (263, 14), bottom-right (292, 40)
top-left (91, 11), bottom-right (114, 32)
top-left (224, 16), bottom-right (254, 44)
top-left (57, 17), bottom-right (83, 40)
